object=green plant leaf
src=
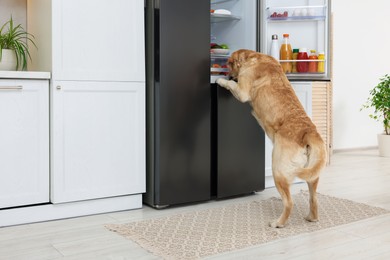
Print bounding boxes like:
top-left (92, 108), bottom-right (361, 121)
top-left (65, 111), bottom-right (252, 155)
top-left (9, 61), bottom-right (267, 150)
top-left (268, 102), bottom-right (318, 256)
top-left (362, 74), bottom-right (390, 135)
top-left (0, 16), bottom-right (37, 70)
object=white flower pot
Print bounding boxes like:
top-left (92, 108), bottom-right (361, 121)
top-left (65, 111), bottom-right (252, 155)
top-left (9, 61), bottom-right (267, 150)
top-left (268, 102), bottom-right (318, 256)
top-left (0, 49), bottom-right (17, 71)
top-left (378, 133), bottom-right (390, 157)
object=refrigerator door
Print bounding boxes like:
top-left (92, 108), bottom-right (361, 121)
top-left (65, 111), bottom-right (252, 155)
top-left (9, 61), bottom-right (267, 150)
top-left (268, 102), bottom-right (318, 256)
top-left (259, 0), bottom-right (331, 80)
top-left (145, 0), bottom-right (211, 207)
top-left (212, 85), bottom-right (265, 198)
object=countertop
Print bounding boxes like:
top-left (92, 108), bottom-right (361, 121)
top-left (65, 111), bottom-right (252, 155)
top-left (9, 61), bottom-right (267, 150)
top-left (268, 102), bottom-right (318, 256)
top-left (0, 71), bottom-right (51, 80)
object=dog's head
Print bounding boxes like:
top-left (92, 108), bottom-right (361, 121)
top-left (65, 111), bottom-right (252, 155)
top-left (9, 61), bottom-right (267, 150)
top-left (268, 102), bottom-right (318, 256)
top-left (227, 49), bottom-right (282, 81)
top-left (226, 49), bottom-right (255, 80)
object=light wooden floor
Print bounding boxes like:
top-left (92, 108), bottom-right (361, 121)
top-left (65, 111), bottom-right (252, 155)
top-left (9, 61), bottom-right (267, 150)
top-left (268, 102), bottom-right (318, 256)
top-left (1, 149), bottom-right (389, 260)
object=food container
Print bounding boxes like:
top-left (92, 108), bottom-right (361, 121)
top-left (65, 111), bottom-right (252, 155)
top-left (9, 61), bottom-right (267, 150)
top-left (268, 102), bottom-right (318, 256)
top-left (210, 48), bottom-right (230, 55)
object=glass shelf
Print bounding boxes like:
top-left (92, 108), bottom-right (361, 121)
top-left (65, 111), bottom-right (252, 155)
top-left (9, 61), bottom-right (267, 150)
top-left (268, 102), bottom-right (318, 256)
top-left (211, 13), bottom-right (241, 23)
top-left (211, 0), bottom-right (237, 5)
top-left (278, 59), bottom-right (326, 62)
top-left (286, 72), bottom-right (325, 75)
top-left (268, 16), bottom-right (325, 22)
top-left (211, 68), bottom-right (229, 73)
top-left (266, 5), bottom-right (326, 22)
top-left (210, 54), bottom-right (230, 59)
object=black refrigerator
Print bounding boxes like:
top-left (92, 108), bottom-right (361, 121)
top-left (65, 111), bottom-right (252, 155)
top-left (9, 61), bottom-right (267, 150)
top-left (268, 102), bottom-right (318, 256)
top-left (144, 0), bottom-right (265, 208)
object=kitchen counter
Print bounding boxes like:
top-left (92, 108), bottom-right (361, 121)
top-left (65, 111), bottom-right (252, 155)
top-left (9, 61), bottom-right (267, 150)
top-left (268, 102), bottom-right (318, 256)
top-left (0, 71), bottom-right (51, 79)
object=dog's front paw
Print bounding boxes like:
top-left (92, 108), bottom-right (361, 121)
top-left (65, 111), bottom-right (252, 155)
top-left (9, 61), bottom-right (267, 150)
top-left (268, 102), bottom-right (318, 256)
top-left (269, 220), bottom-right (285, 228)
top-left (216, 78), bottom-right (229, 88)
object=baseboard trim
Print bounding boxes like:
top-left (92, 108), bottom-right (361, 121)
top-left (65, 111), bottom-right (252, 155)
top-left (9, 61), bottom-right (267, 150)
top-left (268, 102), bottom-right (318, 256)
top-left (333, 146), bottom-right (378, 153)
top-left (0, 194), bottom-right (142, 227)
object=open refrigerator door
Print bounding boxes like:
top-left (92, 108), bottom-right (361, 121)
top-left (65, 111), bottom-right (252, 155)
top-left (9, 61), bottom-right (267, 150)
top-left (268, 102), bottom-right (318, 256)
top-left (260, 0), bottom-right (331, 81)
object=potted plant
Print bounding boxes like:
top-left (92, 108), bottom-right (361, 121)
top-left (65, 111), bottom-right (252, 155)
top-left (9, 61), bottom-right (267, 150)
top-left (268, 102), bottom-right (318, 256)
top-left (0, 16), bottom-right (36, 71)
top-left (361, 74), bottom-right (390, 157)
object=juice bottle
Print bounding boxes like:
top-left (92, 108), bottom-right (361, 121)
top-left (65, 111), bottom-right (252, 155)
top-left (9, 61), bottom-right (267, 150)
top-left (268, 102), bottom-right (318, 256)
top-left (292, 48), bottom-right (299, 73)
top-left (297, 48), bottom-right (309, 73)
top-left (279, 34), bottom-right (292, 73)
top-left (308, 50), bottom-right (318, 73)
top-left (317, 51), bottom-right (325, 73)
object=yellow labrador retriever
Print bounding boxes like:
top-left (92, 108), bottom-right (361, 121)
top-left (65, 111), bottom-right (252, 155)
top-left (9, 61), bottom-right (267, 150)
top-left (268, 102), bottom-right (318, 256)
top-left (216, 49), bottom-right (326, 228)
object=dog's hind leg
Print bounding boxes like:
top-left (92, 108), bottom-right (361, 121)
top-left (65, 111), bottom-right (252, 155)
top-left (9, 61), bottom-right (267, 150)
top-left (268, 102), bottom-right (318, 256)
top-left (270, 174), bottom-right (293, 228)
top-left (305, 177), bottom-right (319, 222)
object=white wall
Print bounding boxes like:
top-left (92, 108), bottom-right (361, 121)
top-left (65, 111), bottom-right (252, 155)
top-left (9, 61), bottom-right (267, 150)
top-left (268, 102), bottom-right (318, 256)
top-left (0, 0), bottom-right (26, 30)
top-left (332, 1), bottom-right (388, 150)
top-left (1, 0), bottom-right (387, 150)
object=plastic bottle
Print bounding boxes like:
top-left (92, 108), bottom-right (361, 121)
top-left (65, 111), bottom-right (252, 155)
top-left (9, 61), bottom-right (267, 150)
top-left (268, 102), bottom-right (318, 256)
top-left (297, 48), bottom-right (309, 73)
top-left (308, 49), bottom-right (318, 73)
top-left (279, 34), bottom-right (293, 73)
top-left (269, 34), bottom-right (279, 60)
top-left (317, 51), bottom-right (325, 73)
top-left (292, 48), bottom-right (299, 73)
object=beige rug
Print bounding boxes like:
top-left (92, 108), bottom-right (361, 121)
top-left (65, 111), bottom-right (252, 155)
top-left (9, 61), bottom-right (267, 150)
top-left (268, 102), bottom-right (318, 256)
top-left (106, 191), bottom-right (389, 259)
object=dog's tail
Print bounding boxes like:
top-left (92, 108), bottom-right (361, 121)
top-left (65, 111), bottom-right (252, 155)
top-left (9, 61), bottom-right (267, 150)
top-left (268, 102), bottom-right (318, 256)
top-left (297, 132), bottom-right (327, 182)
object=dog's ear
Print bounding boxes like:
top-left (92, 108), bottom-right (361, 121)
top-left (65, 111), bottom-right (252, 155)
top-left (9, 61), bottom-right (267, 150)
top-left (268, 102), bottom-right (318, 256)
top-left (237, 50), bottom-right (253, 66)
top-left (228, 56), bottom-right (241, 68)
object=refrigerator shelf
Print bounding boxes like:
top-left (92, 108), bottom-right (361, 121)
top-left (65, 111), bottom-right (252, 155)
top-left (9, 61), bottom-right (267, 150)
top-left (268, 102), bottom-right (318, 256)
top-left (211, 13), bottom-right (241, 23)
top-left (267, 5), bottom-right (326, 21)
top-left (268, 16), bottom-right (325, 22)
top-left (278, 59), bottom-right (326, 62)
top-left (211, 68), bottom-right (229, 73)
top-left (211, 54), bottom-right (230, 59)
top-left (210, 75), bottom-right (228, 83)
top-left (286, 72), bottom-right (325, 75)
top-left (211, 0), bottom-right (236, 5)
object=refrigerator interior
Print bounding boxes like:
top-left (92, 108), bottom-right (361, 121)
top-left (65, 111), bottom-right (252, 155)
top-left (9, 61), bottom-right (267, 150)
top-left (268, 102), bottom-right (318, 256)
top-left (210, 0), bottom-right (257, 83)
top-left (260, 0), bottom-right (330, 80)
top-left (211, 0), bottom-right (257, 51)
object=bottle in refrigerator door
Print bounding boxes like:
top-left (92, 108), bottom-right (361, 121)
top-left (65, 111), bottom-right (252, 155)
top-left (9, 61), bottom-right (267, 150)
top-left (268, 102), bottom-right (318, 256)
top-left (292, 48), bottom-right (299, 73)
top-left (297, 48), bottom-right (309, 73)
top-left (308, 49), bottom-right (318, 73)
top-left (317, 51), bottom-right (325, 73)
top-left (280, 34), bottom-right (292, 73)
top-left (269, 34), bottom-right (279, 60)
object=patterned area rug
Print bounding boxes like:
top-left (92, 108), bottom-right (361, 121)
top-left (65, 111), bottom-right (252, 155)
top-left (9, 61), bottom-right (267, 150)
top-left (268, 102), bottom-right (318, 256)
top-left (106, 191), bottom-right (389, 259)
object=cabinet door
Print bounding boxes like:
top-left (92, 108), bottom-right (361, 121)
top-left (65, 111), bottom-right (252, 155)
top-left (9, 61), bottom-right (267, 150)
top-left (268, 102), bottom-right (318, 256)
top-left (291, 82), bottom-right (313, 117)
top-left (0, 80), bottom-right (49, 208)
top-left (51, 81), bottom-right (145, 203)
top-left (265, 82), bottom-right (312, 187)
top-left (52, 0), bottom-right (145, 82)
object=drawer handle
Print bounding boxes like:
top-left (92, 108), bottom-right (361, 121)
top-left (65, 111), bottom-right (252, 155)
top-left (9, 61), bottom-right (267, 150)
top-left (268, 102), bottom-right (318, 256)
top-left (56, 85), bottom-right (61, 90)
top-left (0, 86), bottom-right (23, 90)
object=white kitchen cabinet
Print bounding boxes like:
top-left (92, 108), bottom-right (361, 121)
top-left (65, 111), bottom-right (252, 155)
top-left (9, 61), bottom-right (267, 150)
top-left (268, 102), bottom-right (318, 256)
top-left (27, 0), bottom-right (145, 82)
top-left (51, 81), bottom-right (145, 203)
top-left (265, 82), bottom-right (312, 188)
top-left (26, 0), bottom-right (146, 204)
top-left (0, 78), bottom-right (49, 208)
top-left (0, 1), bottom-right (145, 226)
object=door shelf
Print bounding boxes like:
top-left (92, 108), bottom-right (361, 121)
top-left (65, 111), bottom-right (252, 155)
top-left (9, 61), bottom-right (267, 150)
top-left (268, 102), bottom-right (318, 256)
top-left (267, 5), bottom-right (326, 21)
top-left (279, 59), bottom-right (326, 62)
top-left (286, 72), bottom-right (325, 75)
